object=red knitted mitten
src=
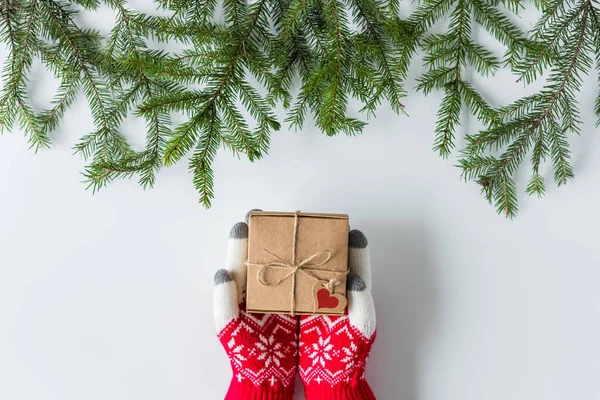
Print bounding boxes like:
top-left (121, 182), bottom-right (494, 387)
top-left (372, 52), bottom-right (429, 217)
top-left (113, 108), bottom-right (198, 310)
top-left (299, 230), bottom-right (377, 400)
top-left (214, 218), bottom-right (297, 400)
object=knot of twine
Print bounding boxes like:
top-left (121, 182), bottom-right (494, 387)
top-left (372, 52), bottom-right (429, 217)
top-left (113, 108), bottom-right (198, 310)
top-left (246, 211), bottom-right (346, 315)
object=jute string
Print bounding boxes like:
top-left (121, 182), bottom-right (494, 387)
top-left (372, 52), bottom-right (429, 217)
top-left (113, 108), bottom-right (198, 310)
top-left (246, 211), bottom-right (346, 315)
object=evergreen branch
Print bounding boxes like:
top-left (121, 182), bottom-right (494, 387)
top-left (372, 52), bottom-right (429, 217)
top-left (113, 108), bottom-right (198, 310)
top-left (2, 0), bottom-right (599, 216)
top-left (41, 68), bottom-right (80, 131)
top-left (351, 0), bottom-right (407, 113)
top-left (158, 0), bottom-right (270, 169)
top-left (0, 0), bottom-right (49, 148)
top-left (189, 107), bottom-right (220, 207)
top-left (409, 0), bottom-right (453, 34)
top-left (36, 0), bottom-right (128, 161)
top-left (494, 170), bottom-right (518, 218)
top-left (323, 0), bottom-right (344, 133)
top-left (434, 81), bottom-right (461, 156)
top-left (96, 0), bottom-right (170, 188)
top-left (414, 0), bottom-right (524, 158)
top-left (457, 79), bottom-right (496, 125)
top-left (515, 1), bottom-right (585, 83)
top-left (163, 110), bottom-right (205, 165)
top-left (548, 116), bottom-right (573, 185)
top-left (16, 96), bottom-right (47, 150)
top-left (285, 0), bottom-right (405, 135)
top-left (537, 2), bottom-right (589, 124)
top-left (460, 0), bottom-right (594, 216)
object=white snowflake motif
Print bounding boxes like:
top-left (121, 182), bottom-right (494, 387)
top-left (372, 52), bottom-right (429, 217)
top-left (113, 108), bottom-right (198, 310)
top-left (227, 338), bottom-right (247, 367)
top-left (340, 341), bottom-right (358, 370)
top-left (309, 336), bottom-right (334, 368)
top-left (255, 335), bottom-right (285, 367)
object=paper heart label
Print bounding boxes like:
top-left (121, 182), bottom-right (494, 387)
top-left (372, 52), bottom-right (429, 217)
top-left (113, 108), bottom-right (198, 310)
top-left (317, 288), bottom-right (339, 308)
top-left (313, 286), bottom-right (347, 314)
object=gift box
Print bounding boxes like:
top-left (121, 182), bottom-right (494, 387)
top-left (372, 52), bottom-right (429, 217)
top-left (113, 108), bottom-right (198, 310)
top-left (246, 211), bottom-right (349, 316)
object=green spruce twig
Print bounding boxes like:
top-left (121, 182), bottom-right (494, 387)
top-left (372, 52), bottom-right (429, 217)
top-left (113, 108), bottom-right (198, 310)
top-left (1, 0), bottom-right (599, 216)
top-left (413, 0), bottom-right (528, 158)
top-left (459, 0), bottom-right (598, 217)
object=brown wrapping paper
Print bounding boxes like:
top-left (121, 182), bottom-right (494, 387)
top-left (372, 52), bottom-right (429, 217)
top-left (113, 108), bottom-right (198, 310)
top-left (246, 212), bottom-right (349, 315)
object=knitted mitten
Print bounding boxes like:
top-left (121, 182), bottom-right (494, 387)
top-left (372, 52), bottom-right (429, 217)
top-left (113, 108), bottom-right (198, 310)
top-left (299, 230), bottom-right (377, 400)
top-left (213, 216), bottom-right (297, 400)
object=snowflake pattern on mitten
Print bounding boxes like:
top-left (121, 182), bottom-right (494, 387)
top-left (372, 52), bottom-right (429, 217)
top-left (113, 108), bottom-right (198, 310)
top-left (298, 229), bottom-right (377, 400)
top-left (299, 314), bottom-right (376, 387)
top-left (218, 309), bottom-right (297, 389)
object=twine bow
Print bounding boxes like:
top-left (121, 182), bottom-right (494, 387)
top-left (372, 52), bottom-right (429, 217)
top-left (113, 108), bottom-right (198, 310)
top-left (246, 211), bottom-right (346, 315)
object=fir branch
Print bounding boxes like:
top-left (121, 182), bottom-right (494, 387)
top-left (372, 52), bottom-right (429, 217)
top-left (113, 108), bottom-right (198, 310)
top-left (2, 0), bottom-right (600, 216)
top-left (84, 0), bottom-right (172, 190)
top-left (414, 0), bottom-right (526, 158)
top-left (459, 0), bottom-right (595, 216)
top-left (0, 0), bottom-right (48, 149)
top-left (37, 0), bottom-right (129, 161)
top-left (135, 0), bottom-right (281, 204)
top-left (283, 0), bottom-right (408, 136)
top-left (189, 105), bottom-right (220, 207)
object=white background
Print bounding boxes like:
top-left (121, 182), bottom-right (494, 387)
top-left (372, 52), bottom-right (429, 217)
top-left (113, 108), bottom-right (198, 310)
top-left (1, 3), bottom-right (600, 400)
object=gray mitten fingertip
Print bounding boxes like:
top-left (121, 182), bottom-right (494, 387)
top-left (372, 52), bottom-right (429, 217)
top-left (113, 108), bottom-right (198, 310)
top-left (347, 273), bottom-right (367, 291)
top-left (229, 222), bottom-right (248, 239)
top-left (214, 269), bottom-right (233, 285)
top-left (349, 229), bottom-right (368, 249)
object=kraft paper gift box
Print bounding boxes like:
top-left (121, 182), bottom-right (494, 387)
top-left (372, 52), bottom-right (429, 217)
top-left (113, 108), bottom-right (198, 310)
top-left (246, 211), bottom-right (349, 316)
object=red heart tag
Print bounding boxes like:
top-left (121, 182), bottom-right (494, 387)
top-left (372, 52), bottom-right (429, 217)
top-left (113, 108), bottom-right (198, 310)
top-left (317, 288), bottom-right (340, 309)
